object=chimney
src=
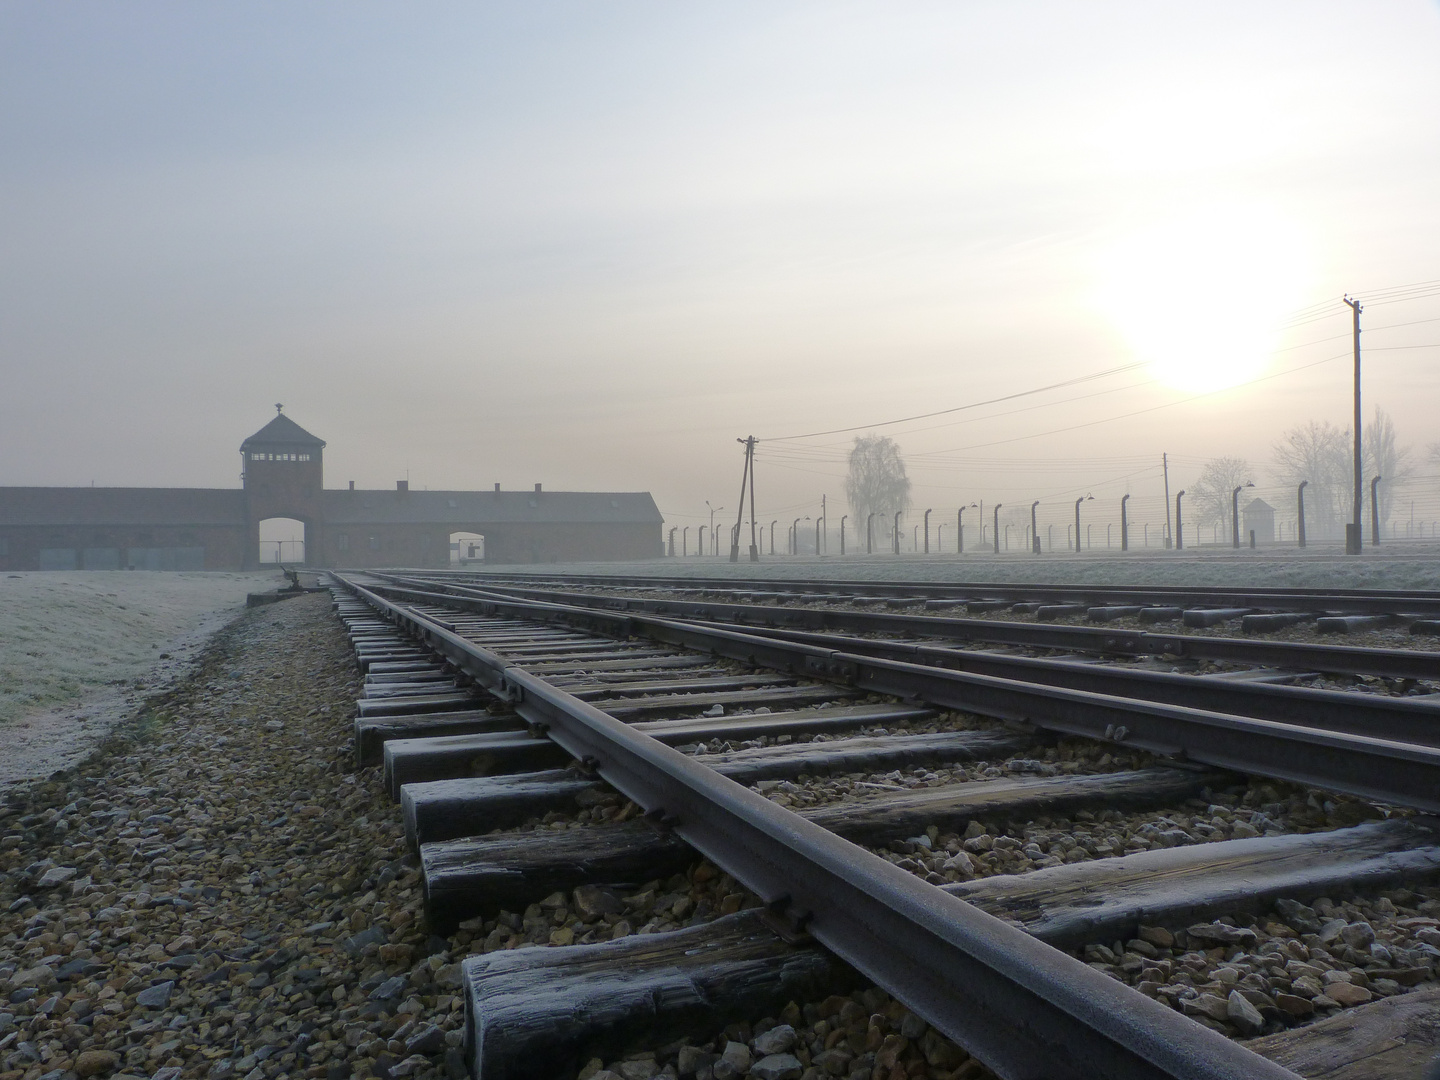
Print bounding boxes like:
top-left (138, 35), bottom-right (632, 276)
top-left (534, 483), bottom-right (542, 493)
top-left (397, 480), bottom-right (408, 492)
top-left (494, 483), bottom-right (501, 492)
top-left (348, 480), bottom-right (355, 491)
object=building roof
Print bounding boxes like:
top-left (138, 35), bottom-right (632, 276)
top-left (0, 488), bottom-right (246, 527)
top-left (321, 488), bottom-right (663, 527)
top-left (1242, 498), bottom-right (1276, 514)
top-left (240, 412), bottom-right (326, 450)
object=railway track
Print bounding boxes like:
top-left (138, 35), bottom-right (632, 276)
top-left (326, 571), bottom-right (1440, 1080)
top-left (428, 568), bottom-right (1440, 628)
top-left (397, 571), bottom-right (1440, 684)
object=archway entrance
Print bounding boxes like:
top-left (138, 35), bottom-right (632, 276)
top-left (259, 517), bottom-right (306, 564)
top-left (450, 531), bottom-right (485, 565)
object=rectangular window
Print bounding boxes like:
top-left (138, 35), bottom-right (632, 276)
top-left (368, 536), bottom-right (380, 550)
top-left (337, 534), bottom-right (349, 551)
top-left (299, 453), bottom-right (311, 461)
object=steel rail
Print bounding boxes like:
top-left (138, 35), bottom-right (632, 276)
top-left (332, 573), bottom-right (1300, 1080)
top-left (381, 574), bottom-right (1440, 743)
top-left (627, 619), bottom-right (1440, 746)
top-left (385, 572), bottom-right (1440, 682)
top-left (428, 567), bottom-right (1440, 617)
top-left (362, 577), bottom-right (1440, 813)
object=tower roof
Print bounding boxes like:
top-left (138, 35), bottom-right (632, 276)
top-left (241, 411), bottom-right (326, 450)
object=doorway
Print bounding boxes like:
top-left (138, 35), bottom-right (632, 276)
top-left (450, 531), bottom-right (484, 565)
top-left (259, 517), bottom-right (306, 564)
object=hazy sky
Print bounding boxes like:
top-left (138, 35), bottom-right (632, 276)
top-left (3, 2), bottom-right (1439, 535)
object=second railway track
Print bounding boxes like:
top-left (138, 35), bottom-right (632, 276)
top-left (432, 568), bottom-right (1440, 626)
top-left (327, 570), bottom-right (1440, 1080)
top-left (397, 569), bottom-right (1440, 682)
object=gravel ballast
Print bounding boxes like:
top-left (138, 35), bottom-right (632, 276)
top-left (0, 595), bottom-right (460, 1080)
top-left (7, 588), bottom-right (1434, 1080)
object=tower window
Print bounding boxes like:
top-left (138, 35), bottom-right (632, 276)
top-left (337, 534), bottom-right (349, 551)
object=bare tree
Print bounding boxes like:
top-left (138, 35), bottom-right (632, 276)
top-left (1189, 456), bottom-right (1252, 539)
top-left (1272, 421), bottom-right (1349, 541)
top-left (1363, 408), bottom-right (1412, 529)
top-left (1272, 410), bottom-right (1412, 538)
top-left (846, 435), bottom-right (912, 539)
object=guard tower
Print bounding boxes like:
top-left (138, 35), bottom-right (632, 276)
top-left (1241, 497), bottom-right (1276, 545)
top-left (241, 405), bottom-right (326, 567)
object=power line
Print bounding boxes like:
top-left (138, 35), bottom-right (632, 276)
top-left (759, 373), bottom-right (1162, 454)
top-left (910, 350), bottom-right (1353, 457)
top-left (760, 285), bottom-right (1440, 446)
top-left (1279, 279), bottom-right (1440, 330)
top-left (759, 361), bottom-right (1145, 441)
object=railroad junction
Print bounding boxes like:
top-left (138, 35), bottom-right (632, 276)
top-left (4, 568), bottom-right (1440, 1080)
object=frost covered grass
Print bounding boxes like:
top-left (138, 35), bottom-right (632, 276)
top-left (469, 548), bottom-right (1440, 592)
top-left (0, 571), bottom-right (270, 726)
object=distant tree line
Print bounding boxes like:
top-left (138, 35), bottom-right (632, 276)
top-left (840, 409), bottom-right (1429, 549)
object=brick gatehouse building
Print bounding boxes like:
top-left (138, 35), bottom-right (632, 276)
top-left (0, 411), bottom-right (662, 570)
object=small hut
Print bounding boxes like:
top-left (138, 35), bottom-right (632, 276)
top-left (1241, 497), bottom-right (1276, 544)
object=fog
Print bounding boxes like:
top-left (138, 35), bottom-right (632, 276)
top-left (2, 2), bottom-right (1438, 540)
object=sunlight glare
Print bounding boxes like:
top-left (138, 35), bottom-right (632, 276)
top-left (1097, 207), bottom-right (1309, 393)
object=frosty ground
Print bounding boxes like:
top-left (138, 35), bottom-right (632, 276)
top-left (0, 572), bottom-right (280, 790)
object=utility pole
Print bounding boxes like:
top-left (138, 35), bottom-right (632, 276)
top-left (1344, 296), bottom-right (1363, 555)
top-left (821, 494), bottom-right (826, 555)
top-left (1162, 452), bottom-right (1172, 549)
top-left (747, 438), bottom-right (758, 561)
top-left (732, 437), bottom-right (759, 562)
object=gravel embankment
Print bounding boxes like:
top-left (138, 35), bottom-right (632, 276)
top-left (7, 591), bottom-right (1432, 1080)
top-left (574, 987), bottom-right (998, 1080)
top-left (1085, 887), bottom-right (1440, 1039)
top-left (0, 595), bottom-right (459, 1080)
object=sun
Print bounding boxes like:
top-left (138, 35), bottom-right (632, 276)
top-left (1096, 206), bottom-right (1309, 393)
